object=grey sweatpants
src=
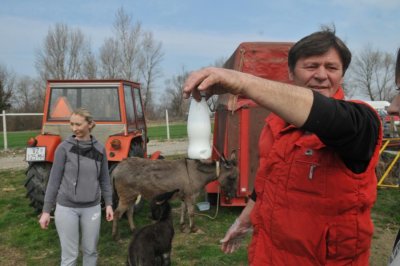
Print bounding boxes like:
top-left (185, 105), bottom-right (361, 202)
top-left (55, 204), bottom-right (101, 266)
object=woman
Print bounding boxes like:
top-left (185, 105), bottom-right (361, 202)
top-left (39, 108), bottom-right (113, 266)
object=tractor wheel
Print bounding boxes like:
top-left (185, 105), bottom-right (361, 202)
top-left (24, 162), bottom-right (52, 213)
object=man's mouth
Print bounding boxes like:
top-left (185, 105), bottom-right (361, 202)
top-left (309, 86), bottom-right (329, 91)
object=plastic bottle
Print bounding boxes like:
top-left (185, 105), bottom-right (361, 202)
top-left (187, 96), bottom-right (211, 159)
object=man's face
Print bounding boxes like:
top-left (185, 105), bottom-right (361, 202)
top-left (387, 81), bottom-right (400, 116)
top-left (289, 47), bottom-right (344, 97)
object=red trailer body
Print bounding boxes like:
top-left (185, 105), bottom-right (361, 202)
top-left (207, 42), bottom-right (294, 206)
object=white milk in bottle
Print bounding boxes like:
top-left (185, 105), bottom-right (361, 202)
top-left (187, 96), bottom-right (211, 159)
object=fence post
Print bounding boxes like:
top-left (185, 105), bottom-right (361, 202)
top-left (2, 110), bottom-right (7, 150)
top-left (166, 109), bottom-right (170, 140)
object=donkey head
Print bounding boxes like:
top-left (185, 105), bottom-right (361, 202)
top-left (150, 189), bottom-right (179, 221)
top-left (216, 152), bottom-right (238, 201)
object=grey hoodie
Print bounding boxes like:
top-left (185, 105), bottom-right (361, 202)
top-left (42, 135), bottom-right (113, 213)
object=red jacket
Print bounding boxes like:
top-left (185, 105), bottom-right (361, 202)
top-left (248, 92), bottom-right (382, 265)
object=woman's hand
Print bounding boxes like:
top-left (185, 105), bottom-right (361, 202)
top-left (39, 212), bottom-right (51, 229)
top-left (105, 205), bottom-right (114, 221)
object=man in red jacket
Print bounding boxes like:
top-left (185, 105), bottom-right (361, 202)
top-left (183, 27), bottom-right (382, 265)
top-left (386, 48), bottom-right (400, 266)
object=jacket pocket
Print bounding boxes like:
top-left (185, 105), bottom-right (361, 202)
top-left (75, 176), bottom-right (100, 203)
top-left (288, 159), bottom-right (326, 196)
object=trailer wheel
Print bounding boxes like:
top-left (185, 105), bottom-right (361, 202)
top-left (24, 162), bottom-right (52, 213)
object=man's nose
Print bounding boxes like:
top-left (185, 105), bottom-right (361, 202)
top-left (314, 66), bottom-right (328, 80)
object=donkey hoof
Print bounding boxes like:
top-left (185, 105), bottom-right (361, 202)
top-left (180, 224), bottom-right (186, 232)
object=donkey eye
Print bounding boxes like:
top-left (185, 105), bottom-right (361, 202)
top-left (224, 163), bottom-right (232, 169)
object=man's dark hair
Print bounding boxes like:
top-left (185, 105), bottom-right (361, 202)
top-left (288, 26), bottom-right (352, 76)
top-left (396, 48), bottom-right (400, 85)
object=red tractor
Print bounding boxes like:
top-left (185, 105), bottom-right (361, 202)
top-left (25, 79), bottom-right (157, 213)
top-left (207, 42), bottom-right (294, 206)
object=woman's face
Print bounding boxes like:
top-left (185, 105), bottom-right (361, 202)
top-left (70, 114), bottom-right (92, 140)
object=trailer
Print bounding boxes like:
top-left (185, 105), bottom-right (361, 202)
top-left (207, 42), bottom-right (294, 206)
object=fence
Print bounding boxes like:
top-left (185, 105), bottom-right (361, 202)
top-left (0, 110), bottom-right (174, 151)
top-left (1, 110), bottom-right (44, 150)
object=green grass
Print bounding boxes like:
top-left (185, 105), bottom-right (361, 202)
top-left (0, 122), bottom-right (215, 150)
top-left (147, 123), bottom-right (189, 140)
top-left (372, 188), bottom-right (400, 227)
top-left (1, 167), bottom-right (399, 265)
top-left (0, 168), bottom-right (249, 265)
top-left (0, 123), bottom-right (193, 150)
top-left (0, 130), bottom-right (39, 150)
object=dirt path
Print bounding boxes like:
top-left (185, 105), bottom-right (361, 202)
top-left (0, 139), bottom-right (188, 171)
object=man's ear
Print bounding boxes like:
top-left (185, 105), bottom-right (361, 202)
top-left (288, 69), bottom-right (294, 81)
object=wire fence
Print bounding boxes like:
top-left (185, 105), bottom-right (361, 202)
top-left (1, 110), bottom-right (43, 150)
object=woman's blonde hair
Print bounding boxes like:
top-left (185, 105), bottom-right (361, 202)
top-left (72, 107), bottom-right (96, 131)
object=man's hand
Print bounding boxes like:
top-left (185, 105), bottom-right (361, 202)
top-left (39, 212), bottom-right (51, 229)
top-left (220, 218), bottom-right (252, 254)
top-left (183, 67), bottom-right (246, 101)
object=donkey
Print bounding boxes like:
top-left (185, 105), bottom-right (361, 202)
top-left (127, 189), bottom-right (179, 266)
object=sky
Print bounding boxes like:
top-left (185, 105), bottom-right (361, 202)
top-left (0, 0), bottom-right (399, 100)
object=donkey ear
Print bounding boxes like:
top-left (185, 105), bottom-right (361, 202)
top-left (220, 153), bottom-right (227, 164)
top-left (229, 151), bottom-right (236, 165)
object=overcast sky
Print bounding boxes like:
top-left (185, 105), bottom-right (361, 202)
top-left (1, 0), bottom-right (399, 98)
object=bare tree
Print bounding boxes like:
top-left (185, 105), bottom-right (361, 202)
top-left (0, 64), bottom-right (15, 111)
top-left (11, 76), bottom-right (44, 112)
top-left (347, 45), bottom-right (396, 101)
top-left (35, 23), bottom-right (93, 80)
top-left (99, 7), bottom-right (142, 81)
top-left (82, 51), bottom-right (98, 79)
top-left (139, 32), bottom-right (164, 114)
top-left (8, 76), bottom-right (44, 131)
top-left (99, 38), bottom-right (120, 78)
top-left (164, 68), bottom-right (190, 119)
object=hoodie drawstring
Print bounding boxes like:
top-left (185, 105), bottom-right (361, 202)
top-left (91, 137), bottom-right (99, 179)
top-left (75, 140), bottom-right (80, 195)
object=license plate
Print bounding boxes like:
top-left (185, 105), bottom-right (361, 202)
top-left (26, 147), bottom-right (46, 162)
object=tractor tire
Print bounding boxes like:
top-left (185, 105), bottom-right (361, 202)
top-left (24, 162), bottom-right (52, 213)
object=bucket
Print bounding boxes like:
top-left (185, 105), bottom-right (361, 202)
top-left (196, 201), bottom-right (210, 211)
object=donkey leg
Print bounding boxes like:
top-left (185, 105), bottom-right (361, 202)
top-left (180, 201), bottom-right (187, 232)
top-left (127, 202), bottom-right (136, 232)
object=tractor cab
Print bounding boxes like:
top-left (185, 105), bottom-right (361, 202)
top-left (27, 80), bottom-right (148, 163)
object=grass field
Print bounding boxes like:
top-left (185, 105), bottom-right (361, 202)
top-left (0, 168), bottom-right (248, 266)
top-left (0, 122), bottom-right (191, 150)
top-left (0, 167), bottom-right (399, 265)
